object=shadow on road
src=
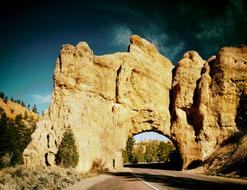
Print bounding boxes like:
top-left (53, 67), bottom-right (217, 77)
top-left (106, 170), bottom-right (247, 190)
top-left (124, 162), bottom-right (182, 171)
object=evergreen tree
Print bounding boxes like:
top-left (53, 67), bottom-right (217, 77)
top-left (3, 96), bottom-right (8, 103)
top-left (21, 101), bottom-right (26, 107)
top-left (55, 130), bottom-right (79, 168)
top-left (123, 137), bottom-right (136, 163)
top-left (0, 109), bottom-right (35, 168)
top-left (0, 92), bottom-right (4, 99)
top-left (32, 104), bottom-right (37, 113)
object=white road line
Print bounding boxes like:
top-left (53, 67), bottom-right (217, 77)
top-left (132, 173), bottom-right (161, 190)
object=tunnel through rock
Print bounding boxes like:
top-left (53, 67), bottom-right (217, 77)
top-left (123, 131), bottom-right (183, 171)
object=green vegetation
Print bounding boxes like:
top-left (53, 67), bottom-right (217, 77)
top-left (0, 91), bottom-right (95, 189)
top-left (122, 137), bottom-right (137, 163)
top-left (0, 108), bottom-right (36, 168)
top-left (123, 137), bottom-right (176, 164)
top-left (32, 104), bottom-right (38, 114)
top-left (0, 92), bottom-right (5, 99)
top-left (0, 90), bottom-right (37, 113)
top-left (55, 130), bottom-right (79, 168)
top-left (0, 165), bottom-right (97, 190)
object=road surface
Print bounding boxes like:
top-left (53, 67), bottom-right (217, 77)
top-left (66, 168), bottom-right (247, 190)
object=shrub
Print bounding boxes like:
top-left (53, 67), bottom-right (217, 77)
top-left (91, 159), bottom-right (108, 173)
top-left (55, 130), bottom-right (79, 168)
top-left (14, 114), bottom-right (22, 124)
top-left (0, 165), bottom-right (96, 190)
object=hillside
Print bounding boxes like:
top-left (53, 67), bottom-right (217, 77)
top-left (0, 95), bottom-right (40, 168)
top-left (0, 97), bottom-right (40, 122)
top-left (203, 132), bottom-right (247, 178)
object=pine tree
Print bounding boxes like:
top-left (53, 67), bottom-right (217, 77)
top-left (32, 104), bottom-right (37, 113)
top-left (0, 92), bottom-right (4, 99)
top-left (55, 130), bottom-right (79, 168)
top-left (0, 110), bottom-right (35, 168)
top-left (21, 101), bottom-right (26, 107)
top-left (3, 96), bottom-right (8, 103)
top-left (123, 137), bottom-right (136, 163)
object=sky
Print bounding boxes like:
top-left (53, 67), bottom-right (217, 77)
top-left (0, 0), bottom-right (246, 141)
top-left (134, 132), bottom-right (169, 142)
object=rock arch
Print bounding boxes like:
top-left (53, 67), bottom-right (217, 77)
top-left (129, 130), bottom-right (183, 170)
top-left (23, 36), bottom-right (247, 172)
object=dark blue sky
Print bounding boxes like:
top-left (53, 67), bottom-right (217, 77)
top-left (0, 0), bottom-right (247, 113)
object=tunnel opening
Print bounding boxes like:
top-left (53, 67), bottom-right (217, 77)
top-left (123, 131), bottom-right (183, 171)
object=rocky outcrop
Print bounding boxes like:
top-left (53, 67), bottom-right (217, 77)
top-left (23, 35), bottom-right (247, 172)
top-left (171, 46), bottom-right (247, 169)
top-left (200, 47), bottom-right (247, 176)
top-left (170, 51), bottom-right (206, 168)
top-left (204, 132), bottom-right (247, 177)
top-left (23, 35), bottom-right (174, 171)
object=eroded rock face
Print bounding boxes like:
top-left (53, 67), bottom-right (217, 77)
top-left (171, 51), bottom-right (206, 169)
top-left (23, 35), bottom-right (174, 171)
top-left (23, 35), bottom-right (247, 172)
top-left (171, 46), bottom-right (247, 169)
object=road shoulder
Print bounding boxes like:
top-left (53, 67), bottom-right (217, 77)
top-left (64, 174), bottom-right (112, 190)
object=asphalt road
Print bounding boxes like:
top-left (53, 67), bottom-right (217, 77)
top-left (66, 167), bottom-right (247, 190)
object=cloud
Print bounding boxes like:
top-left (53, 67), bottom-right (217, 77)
top-left (195, 0), bottom-right (247, 46)
top-left (112, 25), bottom-right (132, 47)
top-left (163, 41), bottom-right (185, 60)
top-left (140, 23), bottom-right (185, 61)
top-left (32, 94), bottom-right (51, 105)
top-left (111, 23), bottom-right (185, 62)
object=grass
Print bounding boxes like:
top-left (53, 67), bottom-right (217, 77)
top-left (0, 165), bottom-right (97, 190)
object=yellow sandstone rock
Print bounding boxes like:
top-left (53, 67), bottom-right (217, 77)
top-left (23, 36), bottom-right (247, 172)
top-left (24, 35), bottom-right (174, 171)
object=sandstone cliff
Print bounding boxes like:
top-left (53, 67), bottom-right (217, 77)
top-left (23, 35), bottom-right (174, 171)
top-left (23, 36), bottom-right (247, 173)
top-left (171, 46), bottom-right (247, 169)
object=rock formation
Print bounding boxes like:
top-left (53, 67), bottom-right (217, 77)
top-left (171, 46), bottom-right (247, 169)
top-left (23, 35), bottom-right (247, 172)
top-left (23, 35), bottom-right (174, 171)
